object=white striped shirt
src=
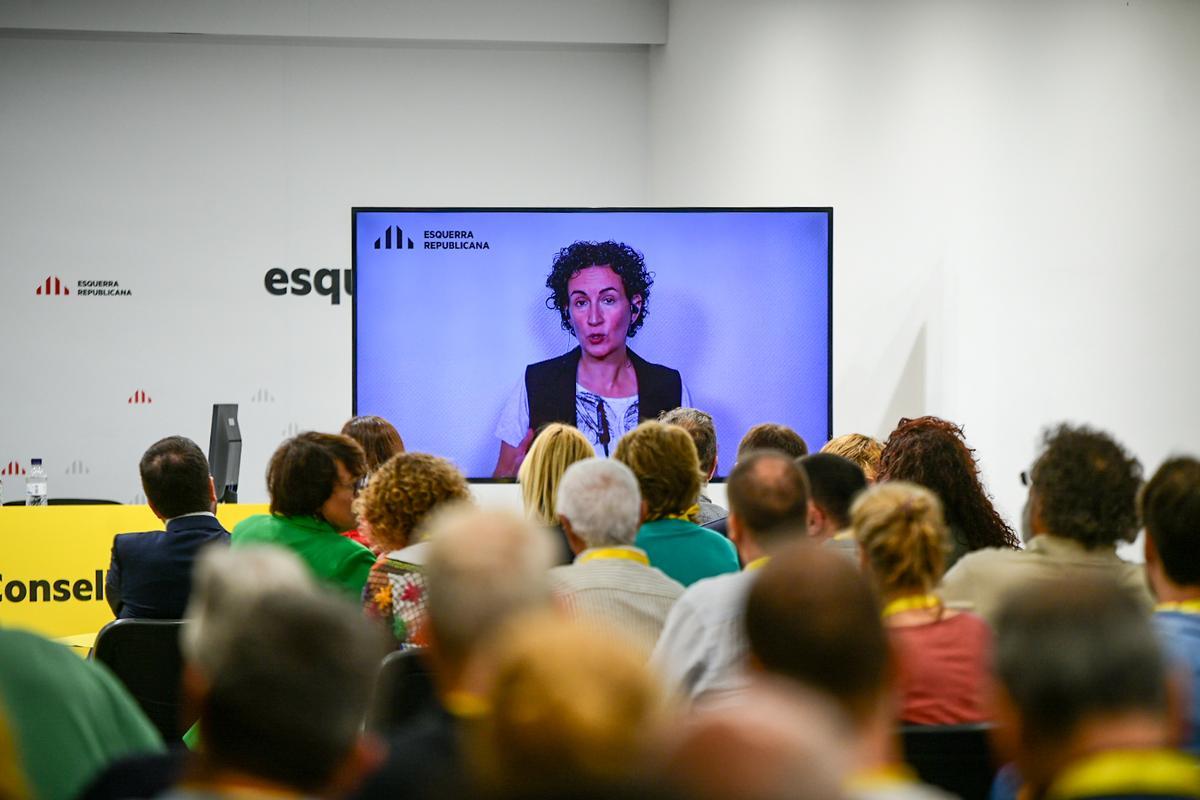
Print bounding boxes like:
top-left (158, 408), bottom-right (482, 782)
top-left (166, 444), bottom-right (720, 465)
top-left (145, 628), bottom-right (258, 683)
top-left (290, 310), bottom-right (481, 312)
top-left (550, 548), bottom-right (685, 655)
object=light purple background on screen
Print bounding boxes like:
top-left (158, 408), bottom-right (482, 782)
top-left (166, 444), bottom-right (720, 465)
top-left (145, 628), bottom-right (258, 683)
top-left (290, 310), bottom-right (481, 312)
top-left (355, 210), bottom-right (830, 478)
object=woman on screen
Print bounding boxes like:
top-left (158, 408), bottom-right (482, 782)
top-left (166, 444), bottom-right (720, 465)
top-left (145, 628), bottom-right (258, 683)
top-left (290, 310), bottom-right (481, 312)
top-left (493, 240), bottom-right (688, 478)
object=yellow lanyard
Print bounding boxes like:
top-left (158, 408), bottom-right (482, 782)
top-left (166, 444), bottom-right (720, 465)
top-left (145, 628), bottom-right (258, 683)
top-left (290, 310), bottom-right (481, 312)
top-left (1155, 599), bottom-right (1200, 615)
top-left (745, 556), bottom-right (771, 571)
top-left (577, 547), bottom-right (650, 566)
top-left (846, 764), bottom-right (918, 792)
top-left (1047, 749), bottom-right (1200, 800)
top-left (663, 504), bottom-right (701, 522)
top-left (175, 782), bottom-right (302, 800)
top-left (881, 594), bottom-right (941, 619)
top-left (444, 690), bottom-right (490, 720)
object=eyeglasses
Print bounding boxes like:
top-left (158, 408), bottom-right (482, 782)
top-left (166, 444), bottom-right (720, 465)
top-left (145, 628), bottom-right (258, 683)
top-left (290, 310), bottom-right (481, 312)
top-left (1020, 470), bottom-right (1031, 487)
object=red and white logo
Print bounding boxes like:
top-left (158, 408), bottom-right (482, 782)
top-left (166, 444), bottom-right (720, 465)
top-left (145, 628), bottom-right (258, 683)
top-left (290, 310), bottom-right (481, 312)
top-left (36, 276), bottom-right (70, 296)
top-left (1, 461), bottom-right (25, 476)
top-left (128, 390), bottom-right (153, 404)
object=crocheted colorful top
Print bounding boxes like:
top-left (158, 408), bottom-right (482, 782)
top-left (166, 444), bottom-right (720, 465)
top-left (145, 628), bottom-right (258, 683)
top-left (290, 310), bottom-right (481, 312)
top-left (362, 542), bottom-right (431, 648)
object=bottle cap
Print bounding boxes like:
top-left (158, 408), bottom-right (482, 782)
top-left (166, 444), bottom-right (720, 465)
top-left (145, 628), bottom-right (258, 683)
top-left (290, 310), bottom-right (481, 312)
top-left (31, 458), bottom-right (42, 466)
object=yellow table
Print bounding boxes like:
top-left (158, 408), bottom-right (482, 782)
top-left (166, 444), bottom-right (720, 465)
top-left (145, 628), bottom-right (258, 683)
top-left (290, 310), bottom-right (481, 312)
top-left (0, 504), bottom-right (267, 639)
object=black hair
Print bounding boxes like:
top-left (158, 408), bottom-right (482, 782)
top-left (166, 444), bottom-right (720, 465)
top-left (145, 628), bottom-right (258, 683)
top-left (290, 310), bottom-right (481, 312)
top-left (545, 241), bottom-right (653, 338)
top-left (1142, 457), bottom-right (1200, 586)
top-left (798, 453), bottom-right (867, 530)
top-left (139, 436), bottom-right (212, 519)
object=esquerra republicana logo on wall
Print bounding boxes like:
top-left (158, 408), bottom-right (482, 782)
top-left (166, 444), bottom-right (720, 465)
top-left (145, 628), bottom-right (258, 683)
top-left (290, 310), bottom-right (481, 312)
top-left (35, 275), bottom-right (132, 297)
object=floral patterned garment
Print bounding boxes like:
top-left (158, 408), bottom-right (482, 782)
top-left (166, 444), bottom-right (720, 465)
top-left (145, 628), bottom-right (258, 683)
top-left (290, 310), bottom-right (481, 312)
top-left (362, 553), bottom-right (429, 648)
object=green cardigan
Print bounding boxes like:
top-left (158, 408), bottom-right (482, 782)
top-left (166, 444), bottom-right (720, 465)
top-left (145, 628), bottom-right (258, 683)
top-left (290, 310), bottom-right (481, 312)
top-left (231, 514), bottom-right (374, 601)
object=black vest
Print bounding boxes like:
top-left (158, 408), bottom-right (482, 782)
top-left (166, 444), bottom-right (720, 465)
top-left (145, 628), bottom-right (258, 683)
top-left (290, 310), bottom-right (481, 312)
top-left (525, 347), bottom-right (683, 435)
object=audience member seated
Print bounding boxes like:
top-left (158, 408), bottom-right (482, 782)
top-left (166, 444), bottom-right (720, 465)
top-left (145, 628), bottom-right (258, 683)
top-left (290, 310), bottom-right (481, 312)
top-left (745, 546), bottom-right (953, 800)
top-left (738, 423), bottom-right (809, 460)
top-left (992, 578), bottom-right (1200, 800)
top-left (822, 433), bottom-right (884, 483)
top-left (615, 421), bottom-right (738, 586)
top-left (1141, 456), bottom-right (1200, 754)
top-left (0, 629), bottom-right (163, 800)
top-left (550, 459), bottom-right (684, 654)
top-left (659, 407), bottom-right (726, 525)
top-left (853, 482), bottom-right (992, 725)
top-left (106, 435), bottom-right (230, 619)
top-left (518, 422), bottom-right (595, 564)
top-left (940, 423), bottom-right (1152, 624)
top-left (359, 452), bottom-right (473, 647)
top-left (658, 679), bottom-right (851, 800)
top-left (703, 421), bottom-right (809, 536)
top-left (353, 506), bottom-right (555, 800)
top-left (231, 431), bottom-right (375, 600)
top-left (340, 415), bottom-right (406, 552)
top-left (473, 612), bottom-right (666, 796)
top-left (798, 452), bottom-right (867, 561)
top-left (877, 416), bottom-right (1019, 569)
top-left (653, 450), bottom-right (809, 701)
top-left (84, 545), bottom-right (321, 796)
top-left (164, 569), bottom-right (385, 800)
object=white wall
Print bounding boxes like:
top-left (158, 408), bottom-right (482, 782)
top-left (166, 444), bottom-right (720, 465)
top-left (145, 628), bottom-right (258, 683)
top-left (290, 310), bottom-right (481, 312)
top-left (648, 0), bottom-right (1200, 535)
top-left (0, 24), bottom-right (650, 503)
top-left (3, 0), bottom-right (1198, 528)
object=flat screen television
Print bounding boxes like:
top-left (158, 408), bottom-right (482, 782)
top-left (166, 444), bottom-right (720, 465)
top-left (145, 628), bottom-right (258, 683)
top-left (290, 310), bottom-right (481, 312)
top-left (353, 208), bottom-right (832, 479)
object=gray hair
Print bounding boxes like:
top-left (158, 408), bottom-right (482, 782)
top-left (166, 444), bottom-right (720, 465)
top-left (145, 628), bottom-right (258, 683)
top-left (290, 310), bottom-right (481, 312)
top-left (659, 407), bottom-right (718, 476)
top-left (425, 505), bottom-right (555, 663)
top-left (555, 459), bottom-right (643, 548)
top-left (202, 589), bottom-right (385, 792)
top-left (182, 544), bottom-right (316, 676)
top-left (995, 576), bottom-right (1166, 745)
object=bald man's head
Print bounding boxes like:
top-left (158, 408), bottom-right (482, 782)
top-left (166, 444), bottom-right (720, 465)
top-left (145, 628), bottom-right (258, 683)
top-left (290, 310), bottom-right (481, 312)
top-left (726, 451), bottom-right (809, 548)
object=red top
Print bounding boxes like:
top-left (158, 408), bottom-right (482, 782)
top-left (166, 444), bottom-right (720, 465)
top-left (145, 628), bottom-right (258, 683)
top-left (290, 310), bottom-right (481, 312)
top-left (888, 611), bottom-right (992, 725)
top-left (340, 527), bottom-right (379, 554)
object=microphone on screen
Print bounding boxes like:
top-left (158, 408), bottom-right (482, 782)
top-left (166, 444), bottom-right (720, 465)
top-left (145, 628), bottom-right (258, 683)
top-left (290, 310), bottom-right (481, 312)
top-left (597, 398), bottom-right (611, 457)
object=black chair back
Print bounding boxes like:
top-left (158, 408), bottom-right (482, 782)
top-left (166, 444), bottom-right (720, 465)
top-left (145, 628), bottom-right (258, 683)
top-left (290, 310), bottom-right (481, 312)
top-left (367, 648), bottom-right (437, 733)
top-left (92, 619), bottom-right (192, 741)
top-left (900, 722), bottom-right (996, 800)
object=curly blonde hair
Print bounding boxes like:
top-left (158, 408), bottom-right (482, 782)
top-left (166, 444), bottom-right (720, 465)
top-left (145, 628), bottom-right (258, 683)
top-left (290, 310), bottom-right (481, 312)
top-left (821, 433), bottom-right (883, 482)
top-left (518, 423), bottom-right (594, 527)
top-left (614, 421), bottom-right (703, 521)
top-left (851, 481), bottom-right (949, 593)
top-left (357, 452), bottom-right (471, 552)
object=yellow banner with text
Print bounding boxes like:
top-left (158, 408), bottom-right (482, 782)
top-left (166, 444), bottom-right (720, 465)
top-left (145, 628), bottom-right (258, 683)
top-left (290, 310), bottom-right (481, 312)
top-left (0, 504), bottom-right (268, 639)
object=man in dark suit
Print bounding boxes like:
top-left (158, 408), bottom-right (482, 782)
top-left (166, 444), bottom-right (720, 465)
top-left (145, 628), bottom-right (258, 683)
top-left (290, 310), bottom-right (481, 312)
top-left (106, 436), bottom-right (230, 619)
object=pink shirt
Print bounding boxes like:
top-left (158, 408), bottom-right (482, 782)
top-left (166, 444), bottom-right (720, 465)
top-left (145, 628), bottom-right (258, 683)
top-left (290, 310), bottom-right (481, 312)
top-left (888, 611), bottom-right (992, 725)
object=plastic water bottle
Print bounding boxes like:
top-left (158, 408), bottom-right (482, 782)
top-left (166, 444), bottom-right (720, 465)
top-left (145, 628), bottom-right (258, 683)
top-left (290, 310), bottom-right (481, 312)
top-left (25, 459), bottom-right (48, 506)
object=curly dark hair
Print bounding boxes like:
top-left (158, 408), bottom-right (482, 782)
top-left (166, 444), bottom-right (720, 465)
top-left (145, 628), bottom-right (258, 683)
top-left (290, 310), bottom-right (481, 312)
top-left (877, 416), bottom-right (1019, 551)
top-left (545, 241), bottom-right (653, 338)
top-left (1032, 423), bottom-right (1142, 549)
